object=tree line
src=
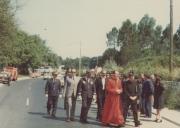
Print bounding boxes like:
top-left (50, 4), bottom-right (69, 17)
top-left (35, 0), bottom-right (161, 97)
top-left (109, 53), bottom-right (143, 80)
top-left (63, 15), bottom-right (180, 73)
top-left (1, 0), bottom-right (180, 74)
top-left (105, 14), bottom-right (180, 66)
top-left (0, 0), bottom-right (60, 74)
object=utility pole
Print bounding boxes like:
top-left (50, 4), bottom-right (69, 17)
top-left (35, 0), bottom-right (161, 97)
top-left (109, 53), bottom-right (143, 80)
top-left (96, 56), bottom-right (99, 66)
top-left (169, 0), bottom-right (173, 75)
top-left (79, 42), bottom-right (82, 76)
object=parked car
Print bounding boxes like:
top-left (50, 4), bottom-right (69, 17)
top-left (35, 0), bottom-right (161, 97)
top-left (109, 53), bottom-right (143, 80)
top-left (0, 72), bottom-right (11, 85)
top-left (3, 66), bottom-right (18, 81)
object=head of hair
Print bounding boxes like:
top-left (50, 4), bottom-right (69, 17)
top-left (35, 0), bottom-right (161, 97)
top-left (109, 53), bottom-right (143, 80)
top-left (128, 72), bottom-right (134, 78)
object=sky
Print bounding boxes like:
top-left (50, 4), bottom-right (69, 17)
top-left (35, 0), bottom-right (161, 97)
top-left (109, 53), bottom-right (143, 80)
top-left (16, 0), bottom-right (180, 59)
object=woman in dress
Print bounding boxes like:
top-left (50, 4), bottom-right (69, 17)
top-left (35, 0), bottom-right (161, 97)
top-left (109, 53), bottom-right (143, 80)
top-left (102, 71), bottom-right (124, 127)
top-left (153, 76), bottom-right (165, 123)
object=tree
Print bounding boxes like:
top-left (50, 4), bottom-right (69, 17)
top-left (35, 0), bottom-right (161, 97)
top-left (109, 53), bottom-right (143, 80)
top-left (153, 25), bottom-right (163, 55)
top-left (106, 27), bottom-right (119, 50)
top-left (0, 0), bottom-right (16, 67)
top-left (117, 19), bottom-right (139, 65)
top-left (161, 25), bottom-right (170, 55)
top-left (102, 48), bottom-right (119, 64)
top-left (174, 25), bottom-right (180, 54)
top-left (138, 14), bottom-right (156, 56)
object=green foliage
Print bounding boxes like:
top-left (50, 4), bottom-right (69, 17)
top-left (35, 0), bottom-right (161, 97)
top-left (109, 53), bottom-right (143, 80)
top-left (122, 56), bottom-right (180, 80)
top-left (102, 48), bottom-right (119, 64)
top-left (62, 56), bottom-right (100, 70)
top-left (106, 27), bottom-right (119, 49)
top-left (164, 83), bottom-right (180, 109)
top-left (118, 19), bottom-right (139, 65)
top-left (104, 14), bottom-right (180, 67)
top-left (103, 60), bottom-right (123, 72)
top-left (0, 1), bottom-right (60, 74)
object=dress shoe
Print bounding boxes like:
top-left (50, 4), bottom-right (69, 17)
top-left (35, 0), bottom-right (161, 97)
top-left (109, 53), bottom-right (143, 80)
top-left (70, 118), bottom-right (75, 121)
top-left (80, 120), bottom-right (89, 124)
top-left (137, 121), bottom-right (142, 125)
top-left (117, 124), bottom-right (125, 127)
top-left (156, 119), bottom-right (162, 123)
top-left (66, 118), bottom-right (70, 122)
top-left (47, 111), bottom-right (50, 115)
top-left (51, 114), bottom-right (56, 118)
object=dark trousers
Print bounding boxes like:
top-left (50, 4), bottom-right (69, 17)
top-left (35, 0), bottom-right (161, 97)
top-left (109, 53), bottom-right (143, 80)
top-left (47, 96), bottom-right (58, 116)
top-left (96, 95), bottom-right (105, 120)
top-left (144, 97), bottom-right (152, 117)
top-left (140, 97), bottom-right (145, 114)
top-left (123, 99), bottom-right (139, 126)
top-left (64, 96), bottom-right (67, 109)
top-left (70, 96), bottom-right (77, 118)
top-left (80, 97), bottom-right (93, 121)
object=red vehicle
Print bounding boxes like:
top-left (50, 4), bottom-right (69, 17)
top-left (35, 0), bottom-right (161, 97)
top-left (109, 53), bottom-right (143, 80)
top-left (4, 67), bottom-right (18, 81)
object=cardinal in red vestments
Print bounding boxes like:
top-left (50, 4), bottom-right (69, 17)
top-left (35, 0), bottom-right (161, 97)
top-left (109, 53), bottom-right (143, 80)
top-left (102, 71), bottom-right (124, 126)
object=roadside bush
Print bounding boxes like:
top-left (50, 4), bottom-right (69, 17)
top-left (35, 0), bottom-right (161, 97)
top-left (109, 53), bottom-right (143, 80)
top-left (103, 60), bottom-right (123, 72)
top-left (123, 56), bottom-right (180, 81)
top-left (163, 82), bottom-right (180, 109)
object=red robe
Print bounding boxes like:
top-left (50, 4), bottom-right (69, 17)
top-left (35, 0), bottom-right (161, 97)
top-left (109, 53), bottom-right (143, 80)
top-left (102, 77), bottom-right (124, 125)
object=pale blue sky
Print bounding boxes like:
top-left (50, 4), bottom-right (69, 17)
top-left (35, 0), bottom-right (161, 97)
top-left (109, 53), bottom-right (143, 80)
top-left (16, 0), bottom-right (180, 59)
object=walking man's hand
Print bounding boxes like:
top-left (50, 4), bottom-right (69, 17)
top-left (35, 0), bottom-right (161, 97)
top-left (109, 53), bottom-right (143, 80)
top-left (59, 94), bottom-right (62, 98)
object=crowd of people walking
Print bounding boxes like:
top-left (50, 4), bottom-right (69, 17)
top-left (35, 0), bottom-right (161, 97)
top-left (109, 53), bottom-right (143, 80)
top-left (45, 68), bottom-right (165, 128)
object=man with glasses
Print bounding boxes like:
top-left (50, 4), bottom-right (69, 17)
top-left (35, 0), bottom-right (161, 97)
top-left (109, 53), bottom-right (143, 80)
top-left (95, 70), bottom-right (106, 121)
top-left (63, 68), bottom-right (79, 122)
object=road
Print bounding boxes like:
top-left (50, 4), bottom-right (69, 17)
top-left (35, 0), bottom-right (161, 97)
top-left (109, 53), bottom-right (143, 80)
top-left (0, 79), bottom-right (179, 128)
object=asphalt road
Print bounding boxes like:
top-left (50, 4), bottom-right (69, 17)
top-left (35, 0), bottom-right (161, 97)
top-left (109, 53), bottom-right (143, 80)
top-left (0, 79), bottom-right (179, 128)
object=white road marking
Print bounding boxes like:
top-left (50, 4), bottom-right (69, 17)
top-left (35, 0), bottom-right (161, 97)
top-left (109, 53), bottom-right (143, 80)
top-left (26, 97), bottom-right (30, 106)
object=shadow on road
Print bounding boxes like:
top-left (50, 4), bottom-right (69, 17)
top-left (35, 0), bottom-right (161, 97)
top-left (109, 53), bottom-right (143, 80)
top-left (140, 118), bottom-right (154, 122)
top-left (42, 116), bottom-right (65, 121)
top-left (28, 112), bottom-right (46, 116)
top-left (75, 115), bottom-right (96, 121)
top-left (56, 106), bottom-right (65, 110)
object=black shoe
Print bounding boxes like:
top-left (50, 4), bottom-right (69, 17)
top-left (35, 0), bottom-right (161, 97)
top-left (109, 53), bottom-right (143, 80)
top-left (156, 119), bottom-right (162, 123)
top-left (51, 114), bottom-right (56, 118)
top-left (47, 111), bottom-right (50, 115)
top-left (137, 122), bottom-right (142, 125)
top-left (80, 119), bottom-right (85, 123)
top-left (70, 117), bottom-right (75, 121)
top-left (117, 124), bottom-right (125, 127)
top-left (66, 118), bottom-right (71, 122)
top-left (84, 120), bottom-right (89, 124)
top-left (80, 120), bottom-right (89, 124)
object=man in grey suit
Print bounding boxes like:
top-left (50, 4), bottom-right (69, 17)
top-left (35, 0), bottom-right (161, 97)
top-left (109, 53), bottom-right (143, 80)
top-left (63, 69), bottom-right (80, 122)
top-left (45, 71), bottom-right (61, 118)
top-left (77, 70), bottom-right (96, 123)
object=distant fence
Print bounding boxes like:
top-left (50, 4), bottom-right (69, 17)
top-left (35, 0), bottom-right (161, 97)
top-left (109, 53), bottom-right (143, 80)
top-left (163, 81), bottom-right (180, 89)
top-left (162, 81), bottom-right (180, 109)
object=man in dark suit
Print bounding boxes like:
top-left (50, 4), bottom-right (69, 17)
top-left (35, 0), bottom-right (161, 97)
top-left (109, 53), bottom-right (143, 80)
top-left (77, 70), bottom-right (96, 123)
top-left (45, 71), bottom-right (61, 118)
top-left (123, 73), bottom-right (141, 127)
top-left (142, 74), bottom-right (154, 118)
top-left (95, 70), bottom-right (106, 121)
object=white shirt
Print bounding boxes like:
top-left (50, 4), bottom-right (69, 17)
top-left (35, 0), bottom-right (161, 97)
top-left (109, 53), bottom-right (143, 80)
top-left (102, 77), bottom-right (106, 90)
